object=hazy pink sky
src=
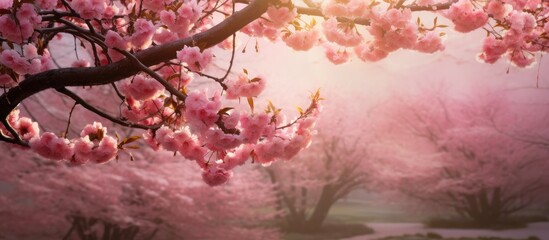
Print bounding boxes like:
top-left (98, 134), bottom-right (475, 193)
top-left (48, 22), bottom-right (549, 119)
top-left (211, 28), bottom-right (549, 116)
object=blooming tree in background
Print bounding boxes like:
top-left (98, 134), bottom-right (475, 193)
top-left (265, 114), bottom-right (370, 233)
top-left (0, 0), bottom-right (548, 184)
top-left (0, 145), bottom-right (279, 239)
top-left (368, 87), bottom-right (549, 226)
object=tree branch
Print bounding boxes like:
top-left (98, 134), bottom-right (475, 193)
top-left (56, 87), bottom-right (160, 130)
top-left (236, 0), bottom-right (456, 26)
top-left (0, 0), bottom-right (272, 124)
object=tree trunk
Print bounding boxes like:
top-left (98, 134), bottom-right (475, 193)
top-left (462, 188), bottom-right (504, 226)
top-left (303, 185), bottom-right (336, 232)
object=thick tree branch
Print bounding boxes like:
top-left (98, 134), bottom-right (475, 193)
top-left (0, 0), bottom-right (272, 124)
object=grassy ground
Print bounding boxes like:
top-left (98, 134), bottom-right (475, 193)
top-left (374, 233), bottom-right (542, 240)
top-left (325, 199), bottom-right (426, 224)
top-left (282, 194), bottom-right (424, 240)
top-left (284, 224), bottom-right (374, 240)
top-left (281, 192), bottom-right (549, 239)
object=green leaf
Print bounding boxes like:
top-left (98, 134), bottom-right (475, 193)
top-left (250, 77), bottom-right (262, 83)
top-left (297, 106), bottom-right (304, 115)
top-left (310, 18), bottom-right (316, 27)
top-left (218, 107), bottom-right (234, 116)
top-left (164, 98), bottom-right (176, 108)
top-left (167, 73), bottom-right (181, 80)
top-left (247, 97), bottom-right (254, 114)
top-left (121, 135), bottom-right (141, 145)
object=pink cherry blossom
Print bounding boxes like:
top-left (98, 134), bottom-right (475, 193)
top-left (178, 0), bottom-right (202, 23)
top-left (324, 43), bottom-right (350, 65)
top-left (72, 138), bottom-right (94, 165)
top-left (119, 75), bottom-right (164, 101)
top-left (321, 0), bottom-right (370, 19)
top-left (368, 9), bottom-right (418, 52)
top-left (0, 48), bottom-right (49, 75)
top-left (105, 30), bottom-right (130, 50)
top-left (414, 32), bottom-right (445, 53)
top-left (184, 90), bottom-right (221, 132)
top-left (0, 74), bottom-right (15, 88)
top-left (226, 73), bottom-right (267, 99)
top-left (0, 4), bottom-right (41, 44)
top-left (354, 43), bottom-right (389, 62)
top-left (266, 6), bottom-right (297, 29)
top-left (70, 0), bottom-right (107, 19)
top-left (445, 0), bottom-right (488, 33)
top-left (509, 49), bottom-right (535, 67)
top-left (29, 132), bottom-right (73, 161)
top-left (0, 0), bottom-right (12, 9)
top-left (283, 29), bottom-right (320, 51)
top-left (130, 19), bottom-right (155, 50)
top-left (508, 11), bottom-right (536, 33)
top-left (220, 144), bottom-right (253, 170)
top-left (177, 46), bottom-right (213, 72)
top-left (89, 135), bottom-right (118, 163)
top-left (323, 18), bottom-right (363, 47)
top-left (15, 117), bottom-right (40, 141)
top-left (222, 110), bottom-right (240, 129)
top-left (201, 166), bottom-right (233, 186)
top-left (204, 128), bottom-right (242, 150)
top-left (71, 59), bottom-right (90, 68)
top-left (76, 122), bottom-right (118, 164)
top-left (154, 28), bottom-right (180, 45)
top-left (486, 0), bottom-right (512, 20)
top-left (477, 36), bottom-right (508, 63)
top-left (142, 0), bottom-right (175, 12)
top-left (239, 113), bottom-right (272, 143)
top-left (241, 19), bottom-right (280, 40)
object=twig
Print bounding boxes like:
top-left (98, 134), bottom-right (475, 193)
top-left (56, 87), bottom-right (161, 130)
top-left (115, 50), bottom-right (188, 101)
top-left (64, 102), bottom-right (78, 138)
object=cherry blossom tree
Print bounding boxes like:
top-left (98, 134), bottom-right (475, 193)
top-left (368, 87), bottom-right (549, 226)
top-left (0, 0), bottom-right (547, 183)
top-left (265, 114), bottom-right (370, 233)
top-left (0, 145), bottom-right (279, 239)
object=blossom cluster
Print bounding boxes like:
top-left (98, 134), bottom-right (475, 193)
top-left (0, 110), bottom-right (119, 164)
top-left (0, 4), bottom-right (42, 44)
top-left (239, 0), bottom-right (546, 66)
top-left (0, 0), bottom-right (547, 187)
top-left (0, 0), bottom-right (546, 90)
top-left (0, 44), bottom-right (51, 81)
top-left (139, 86), bottom-right (322, 186)
top-left (226, 73), bottom-right (267, 99)
top-left (176, 46), bottom-right (213, 72)
top-left (477, 0), bottom-right (547, 67)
